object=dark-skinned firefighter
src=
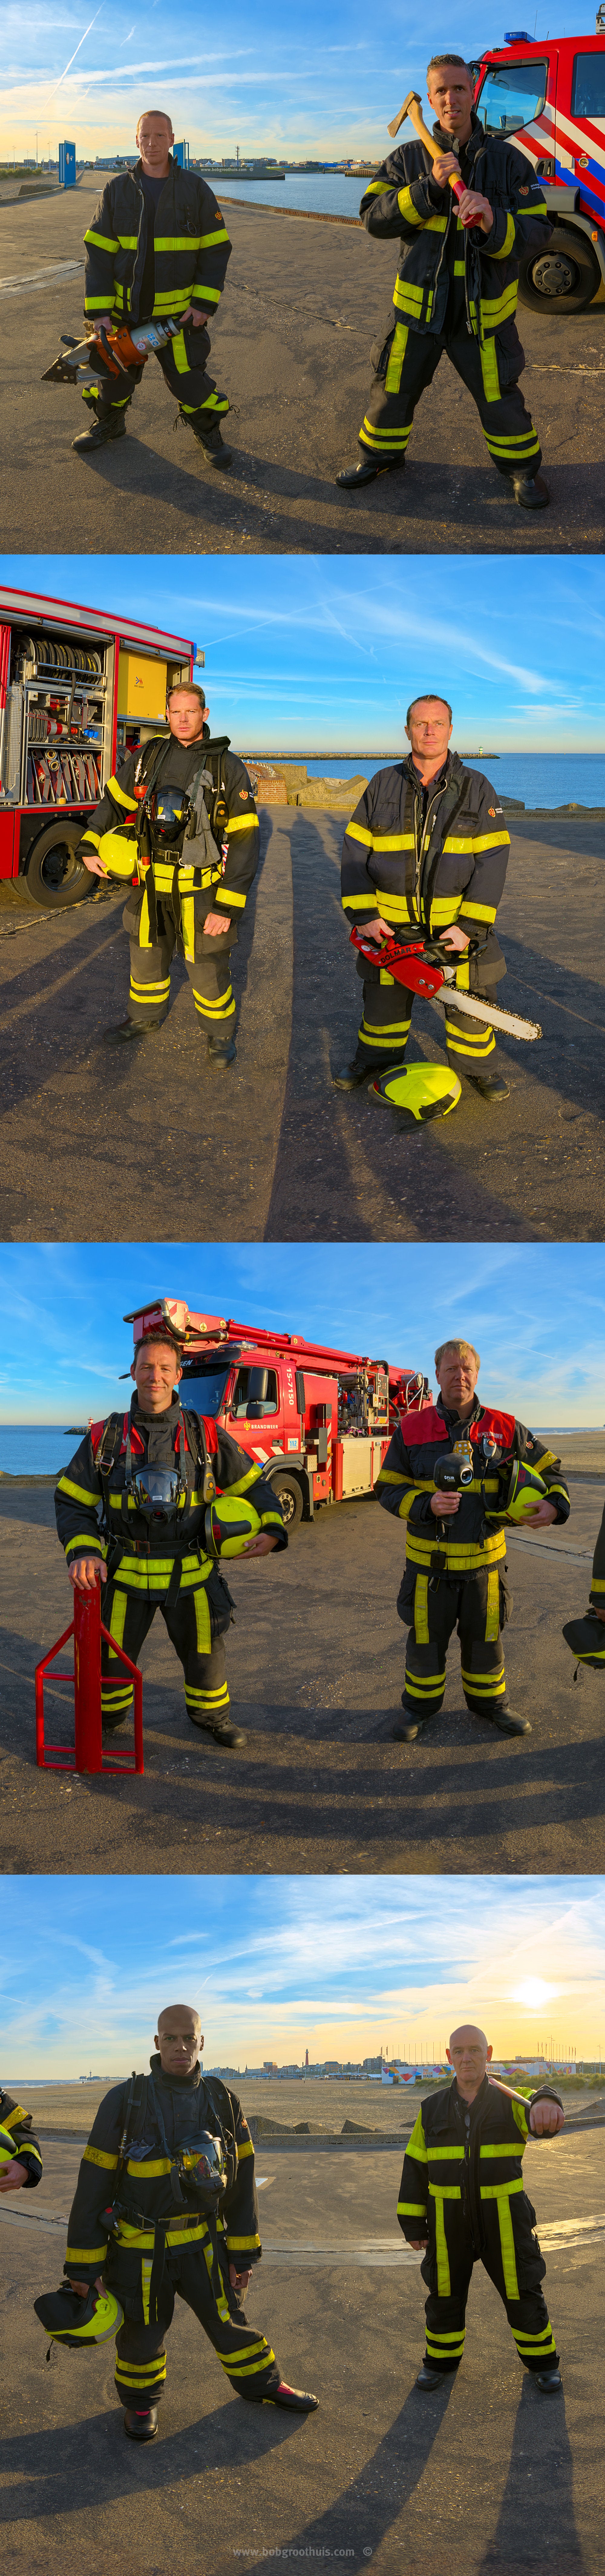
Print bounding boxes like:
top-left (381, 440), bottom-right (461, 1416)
top-left (54, 1315), bottom-right (286, 1751)
top-left (57, 2003), bottom-right (318, 2442)
top-left (376, 1335), bottom-right (570, 1740)
top-left (77, 681), bottom-right (259, 1067)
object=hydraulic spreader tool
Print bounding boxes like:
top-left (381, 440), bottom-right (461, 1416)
top-left (386, 88), bottom-right (471, 219)
top-left (42, 316), bottom-right (183, 388)
top-left (349, 928), bottom-right (542, 1042)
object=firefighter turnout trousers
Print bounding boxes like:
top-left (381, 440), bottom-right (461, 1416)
top-left (123, 885), bottom-right (235, 1040)
top-left (107, 2239), bottom-right (281, 2408)
top-left (356, 962), bottom-right (500, 1074)
top-left (420, 2203), bottom-right (558, 2379)
top-left (101, 1571), bottom-right (231, 1733)
top-left (359, 320), bottom-right (541, 481)
top-left (82, 321), bottom-right (229, 434)
top-left (398, 1566), bottom-right (510, 1723)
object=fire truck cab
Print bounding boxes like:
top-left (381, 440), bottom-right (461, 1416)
top-left (472, 20), bottom-right (605, 310)
top-left (0, 584), bottom-right (202, 911)
top-left (126, 1298), bottom-right (431, 1531)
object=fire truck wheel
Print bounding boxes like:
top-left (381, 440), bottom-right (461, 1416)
top-left (517, 227), bottom-right (602, 314)
top-left (269, 1473), bottom-right (304, 1531)
top-left (24, 826), bottom-right (97, 910)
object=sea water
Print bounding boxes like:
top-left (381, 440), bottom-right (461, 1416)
top-left (262, 754), bottom-right (605, 809)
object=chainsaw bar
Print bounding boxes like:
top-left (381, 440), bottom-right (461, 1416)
top-left (437, 989), bottom-right (542, 1041)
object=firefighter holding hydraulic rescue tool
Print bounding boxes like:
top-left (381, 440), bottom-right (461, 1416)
top-left (337, 53), bottom-right (551, 505)
top-left (54, 1304), bottom-right (285, 1751)
top-left (398, 2024), bottom-right (564, 2395)
top-left (77, 682), bottom-right (258, 1067)
top-left (35, 2004), bottom-right (318, 2441)
top-left (376, 1337), bottom-right (570, 1738)
top-left (336, 693), bottom-right (519, 1114)
top-left (71, 109), bottom-right (233, 466)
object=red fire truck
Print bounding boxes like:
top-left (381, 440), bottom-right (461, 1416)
top-left (126, 1297), bottom-right (432, 1529)
top-left (472, 24), bottom-right (605, 310)
top-left (0, 583), bottom-right (203, 911)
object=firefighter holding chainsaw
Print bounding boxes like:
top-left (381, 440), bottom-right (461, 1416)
top-left (399, 2023), bottom-right (564, 2395)
top-left (54, 1307), bottom-right (286, 1751)
top-left (337, 53), bottom-right (550, 505)
top-left (69, 109), bottom-right (232, 464)
top-left (78, 681), bottom-right (258, 1066)
top-left (335, 693), bottom-right (522, 1110)
top-left (376, 1336), bottom-right (570, 1739)
top-left (35, 2003), bottom-right (318, 2441)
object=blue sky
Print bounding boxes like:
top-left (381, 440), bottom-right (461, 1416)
top-left (4, 3), bottom-right (594, 166)
top-left (1, 1241), bottom-right (604, 1424)
top-left (1, 1875), bottom-right (603, 2073)
top-left (3, 554), bottom-right (605, 754)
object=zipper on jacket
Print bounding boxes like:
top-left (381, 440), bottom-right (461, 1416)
top-left (414, 780), bottom-right (446, 925)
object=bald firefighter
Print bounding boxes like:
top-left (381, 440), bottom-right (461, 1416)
top-left (77, 681), bottom-right (259, 1067)
top-left (54, 1313), bottom-right (286, 1751)
top-left (337, 52), bottom-right (550, 506)
top-left (335, 693), bottom-right (512, 1103)
top-left (398, 2023), bottom-right (563, 2395)
top-left (63, 2003), bottom-right (318, 2441)
top-left (376, 1336), bottom-right (570, 1739)
top-left (0, 2086), bottom-right (43, 2195)
top-left (74, 108), bottom-right (232, 466)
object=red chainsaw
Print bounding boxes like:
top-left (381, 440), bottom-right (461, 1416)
top-left (349, 929), bottom-right (541, 1043)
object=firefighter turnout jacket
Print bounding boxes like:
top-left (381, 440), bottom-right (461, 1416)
top-left (589, 1501), bottom-right (605, 1613)
top-left (54, 1393), bottom-right (286, 1595)
top-left (376, 1394), bottom-right (570, 1584)
top-left (360, 110), bottom-right (551, 356)
top-left (0, 2087), bottom-right (43, 2185)
top-left (83, 160), bottom-right (231, 330)
top-left (63, 2057), bottom-right (262, 2290)
top-left (341, 753), bottom-right (509, 986)
top-left (79, 734), bottom-right (259, 957)
top-left (397, 2073), bottom-right (563, 2376)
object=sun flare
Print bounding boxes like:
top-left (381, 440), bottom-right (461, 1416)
top-left (513, 1980), bottom-right (557, 2008)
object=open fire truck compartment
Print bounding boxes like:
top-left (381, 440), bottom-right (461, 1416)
top-left (124, 1298), bottom-right (432, 1532)
top-left (0, 584), bottom-right (201, 911)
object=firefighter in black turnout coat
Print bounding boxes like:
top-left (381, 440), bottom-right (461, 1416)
top-left (563, 1489), bottom-right (605, 1673)
top-left (64, 2005), bottom-right (318, 2441)
top-left (376, 1336), bottom-right (570, 1738)
top-left (54, 1319), bottom-right (286, 1751)
top-left (75, 108), bottom-right (232, 464)
top-left (337, 54), bottom-right (551, 505)
top-left (398, 2023), bottom-right (564, 2394)
top-left (78, 682), bottom-right (259, 1067)
top-left (0, 2088), bottom-right (43, 2193)
top-left (335, 694), bottom-right (511, 1100)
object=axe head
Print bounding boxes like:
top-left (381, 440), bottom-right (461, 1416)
top-left (387, 88), bottom-right (421, 138)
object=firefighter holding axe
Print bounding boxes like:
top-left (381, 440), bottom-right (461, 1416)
top-left (398, 2024), bottom-right (565, 2395)
top-left (336, 53), bottom-right (551, 506)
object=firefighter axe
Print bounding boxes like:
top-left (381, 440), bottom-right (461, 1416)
top-left (386, 88), bottom-right (468, 213)
top-left (488, 2074), bottom-right (549, 2110)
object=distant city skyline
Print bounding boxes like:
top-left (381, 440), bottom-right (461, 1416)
top-left (2, 1873), bottom-right (603, 2074)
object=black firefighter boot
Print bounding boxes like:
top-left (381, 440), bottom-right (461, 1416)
top-left (336, 452), bottom-right (406, 491)
top-left (123, 2406), bottom-right (159, 2441)
top-left (332, 1049), bottom-right (396, 1090)
top-left (72, 403), bottom-right (128, 456)
top-left (103, 1014), bottom-right (167, 1048)
top-left (185, 406), bottom-right (232, 468)
top-left (505, 466), bottom-right (550, 508)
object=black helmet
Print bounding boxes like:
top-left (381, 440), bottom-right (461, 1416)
top-left (34, 2280), bottom-right (123, 2349)
top-left (562, 1612), bottom-right (605, 1672)
top-left (176, 2131), bottom-right (228, 2209)
top-left (148, 787), bottom-right (191, 846)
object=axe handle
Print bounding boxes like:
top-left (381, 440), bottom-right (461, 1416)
top-left (488, 2075), bottom-right (536, 2109)
top-left (387, 93), bottom-right (467, 210)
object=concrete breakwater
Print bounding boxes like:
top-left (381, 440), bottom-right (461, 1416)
top-left (243, 761), bottom-right (605, 819)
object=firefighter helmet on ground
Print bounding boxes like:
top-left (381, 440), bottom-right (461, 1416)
top-left (370, 1063), bottom-right (462, 1125)
top-left (34, 2280), bottom-right (124, 2348)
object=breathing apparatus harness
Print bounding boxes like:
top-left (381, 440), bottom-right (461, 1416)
top-left (131, 733), bottom-right (231, 952)
top-left (94, 1394), bottom-right (218, 1606)
top-left (429, 1406), bottom-right (544, 1579)
top-left (102, 2066), bottom-right (239, 2326)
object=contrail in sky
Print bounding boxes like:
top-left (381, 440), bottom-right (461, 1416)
top-left (44, 6), bottom-right (104, 107)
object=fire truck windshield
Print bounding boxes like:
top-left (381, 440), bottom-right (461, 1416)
top-left (179, 1365), bottom-right (231, 1417)
top-left (476, 58), bottom-right (547, 133)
